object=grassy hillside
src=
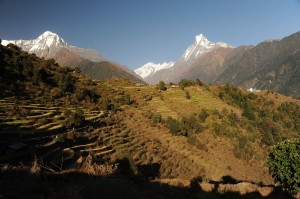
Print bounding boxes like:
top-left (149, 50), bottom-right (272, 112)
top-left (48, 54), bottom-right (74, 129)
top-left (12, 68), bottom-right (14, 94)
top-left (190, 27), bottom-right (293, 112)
top-left (0, 43), bottom-right (298, 198)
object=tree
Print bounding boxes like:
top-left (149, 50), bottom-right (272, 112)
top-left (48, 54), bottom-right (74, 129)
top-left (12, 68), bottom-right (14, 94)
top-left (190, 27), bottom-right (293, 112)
top-left (268, 139), bottom-right (300, 192)
top-left (196, 79), bottom-right (204, 87)
top-left (158, 81), bottom-right (167, 91)
top-left (33, 67), bottom-right (46, 85)
top-left (58, 74), bottom-right (73, 92)
top-left (63, 108), bottom-right (85, 128)
top-left (185, 91), bottom-right (191, 99)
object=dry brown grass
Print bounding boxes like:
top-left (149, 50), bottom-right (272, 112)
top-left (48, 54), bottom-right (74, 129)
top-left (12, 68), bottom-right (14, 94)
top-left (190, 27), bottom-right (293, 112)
top-left (80, 155), bottom-right (116, 176)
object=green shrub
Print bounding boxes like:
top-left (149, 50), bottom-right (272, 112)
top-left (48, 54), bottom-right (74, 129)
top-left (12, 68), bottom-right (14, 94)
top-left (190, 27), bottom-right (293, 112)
top-left (242, 104), bottom-right (256, 120)
top-left (268, 139), bottom-right (300, 192)
top-left (238, 135), bottom-right (248, 149)
top-left (198, 108), bottom-right (209, 123)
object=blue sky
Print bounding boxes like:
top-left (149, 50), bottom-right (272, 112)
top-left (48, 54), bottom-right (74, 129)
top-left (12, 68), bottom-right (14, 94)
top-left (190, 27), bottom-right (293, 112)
top-left (1, 0), bottom-right (300, 69)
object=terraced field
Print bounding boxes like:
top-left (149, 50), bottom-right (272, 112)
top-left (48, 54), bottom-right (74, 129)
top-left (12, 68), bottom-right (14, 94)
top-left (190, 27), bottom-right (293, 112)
top-left (0, 98), bottom-right (113, 170)
top-left (134, 86), bottom-right (240, 120)
top-left (99, 108), bottom-right (272, 183)
top-left (147, 97), bottom-right (179, 119)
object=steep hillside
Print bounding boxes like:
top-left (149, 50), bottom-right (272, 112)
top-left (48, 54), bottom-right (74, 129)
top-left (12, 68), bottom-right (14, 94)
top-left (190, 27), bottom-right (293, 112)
top-left (1, 43), bottom-right (299, 198)
top-left (216, 31), bottom-right (300, 99)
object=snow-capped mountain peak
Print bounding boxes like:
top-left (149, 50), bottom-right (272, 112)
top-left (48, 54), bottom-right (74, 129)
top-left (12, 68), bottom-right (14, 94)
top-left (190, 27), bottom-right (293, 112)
top-left (39, 31), bottom-right (58, 37)
top-left (31, 31), bottom-right (68, 51)
top-left (36, 31), bottom-right (67, 47)
top-left (3, 31), bottom-right (68, 53)
top-left (182, 34), bottom-right (232, 62)
top-left (195, 34), bottom-right (209, 45)
top-left (135, 62), bottom-right (175, 79)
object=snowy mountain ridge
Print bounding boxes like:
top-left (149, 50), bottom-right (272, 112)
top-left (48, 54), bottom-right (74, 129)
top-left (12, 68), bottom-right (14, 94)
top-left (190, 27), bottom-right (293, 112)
top-left (134, 62), bottom-right (175, 79)
top-left (2, 31), bottom-right (102, 62)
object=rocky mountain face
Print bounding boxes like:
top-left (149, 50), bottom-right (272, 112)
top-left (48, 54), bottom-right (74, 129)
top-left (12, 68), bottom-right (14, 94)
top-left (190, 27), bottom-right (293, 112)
top-left (178, 46), bottom-right (250, 83)
top-left (135, 34), bottom-right (233, 84)
top-left (3, 31), bottom-right (144, 83)
top-left (216, 31), bottom-right (300, 99)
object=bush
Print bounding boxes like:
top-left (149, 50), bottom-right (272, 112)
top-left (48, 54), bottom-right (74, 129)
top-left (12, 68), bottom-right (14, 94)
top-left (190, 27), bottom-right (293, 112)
top-left (165, 117), bottom-right (181, 135)
top-left (178, 79), bottom-right (195, 89)
top-left (181, 115), bottom-right (204, 134)
top-left (158, 81), bottom-right (167, 91)
top-left (268, 139), bottom-right (300, 192)
top-left (198, 108), bottom-right (209, 123)
top-left (152, 113), bottom-right (163, 124)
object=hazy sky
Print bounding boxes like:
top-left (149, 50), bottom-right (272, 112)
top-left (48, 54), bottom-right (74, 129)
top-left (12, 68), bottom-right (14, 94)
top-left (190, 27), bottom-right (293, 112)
top-left (1, 0), bottom-right (300, 69)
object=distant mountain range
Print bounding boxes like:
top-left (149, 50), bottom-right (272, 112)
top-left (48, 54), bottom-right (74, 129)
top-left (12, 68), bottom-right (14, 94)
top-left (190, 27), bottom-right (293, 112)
top-left (135, 34), bottom-right (232, 84)
top-left (135, 32), bottom-right (300, 99)
top-left (2, 31), bottom-right (144, 84)
top-left (3, 31), bottom-right (300, 98)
